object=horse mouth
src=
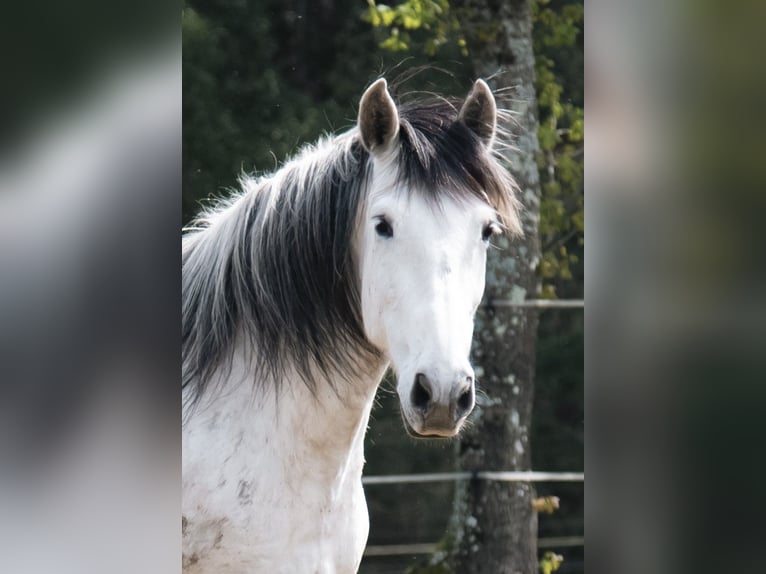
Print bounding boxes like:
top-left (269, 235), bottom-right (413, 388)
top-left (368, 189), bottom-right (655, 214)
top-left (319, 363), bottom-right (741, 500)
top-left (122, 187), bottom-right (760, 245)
top-left (401, 412), bottom-right (460, 439)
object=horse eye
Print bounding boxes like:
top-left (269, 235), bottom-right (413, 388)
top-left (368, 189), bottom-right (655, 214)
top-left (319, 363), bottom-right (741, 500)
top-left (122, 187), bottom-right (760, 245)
top-left (375, 218), bottom-right (393, 238)
top-left (482, 223), bottom-right (498, 242)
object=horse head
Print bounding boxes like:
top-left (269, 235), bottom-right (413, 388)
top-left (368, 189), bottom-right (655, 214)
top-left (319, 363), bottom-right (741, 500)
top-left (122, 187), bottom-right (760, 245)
top-left (355, 79), bottom-right (517, 437)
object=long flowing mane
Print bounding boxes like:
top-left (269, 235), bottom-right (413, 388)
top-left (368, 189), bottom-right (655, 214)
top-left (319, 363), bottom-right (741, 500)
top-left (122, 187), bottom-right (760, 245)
top-left (182, 96), bottom-right (521, 409)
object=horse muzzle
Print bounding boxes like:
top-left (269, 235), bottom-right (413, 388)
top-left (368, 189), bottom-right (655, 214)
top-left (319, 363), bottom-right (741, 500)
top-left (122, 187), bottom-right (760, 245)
top-left (401, 371), bottom-right (475, 437)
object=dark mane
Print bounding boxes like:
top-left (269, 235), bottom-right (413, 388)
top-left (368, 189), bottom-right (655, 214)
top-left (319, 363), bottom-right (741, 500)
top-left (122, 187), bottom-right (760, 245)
top-left (397, 99), bottom-right (520, 227)
top-left (182, 96), bottom-right (520, 410)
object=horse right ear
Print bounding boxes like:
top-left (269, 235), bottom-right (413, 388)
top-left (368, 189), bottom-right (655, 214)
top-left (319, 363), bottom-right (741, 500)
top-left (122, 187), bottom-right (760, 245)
top-left (458, 79), bottom-right (497, 148)
top-left (358, 78), bottom-right (400, 154)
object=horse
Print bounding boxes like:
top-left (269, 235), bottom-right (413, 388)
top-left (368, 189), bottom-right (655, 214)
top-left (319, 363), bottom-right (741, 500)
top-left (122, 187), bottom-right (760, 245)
top-left (181, 78), bottom-right (521, 573)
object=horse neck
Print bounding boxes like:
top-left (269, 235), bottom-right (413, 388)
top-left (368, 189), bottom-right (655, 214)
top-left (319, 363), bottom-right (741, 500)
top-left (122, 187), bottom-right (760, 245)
top-left (280, 362), bottom-right (389, 481)
top-left (203, 339), bottom-right (389, 485)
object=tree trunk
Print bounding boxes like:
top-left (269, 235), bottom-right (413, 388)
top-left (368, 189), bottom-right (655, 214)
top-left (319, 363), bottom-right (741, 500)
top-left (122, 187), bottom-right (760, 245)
top-left (450, 0), bottom-right (542, 572)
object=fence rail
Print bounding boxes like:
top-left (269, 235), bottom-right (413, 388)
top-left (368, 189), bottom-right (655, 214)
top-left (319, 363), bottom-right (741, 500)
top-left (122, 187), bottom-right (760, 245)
top-left (489, 298), bottom-right (584, 308)
top-left (364, 536), bottom-right (585, 557)
top-left (362, 470), bottom-right (584, 485)
top-left (362, 471), bottom-right (584, 559)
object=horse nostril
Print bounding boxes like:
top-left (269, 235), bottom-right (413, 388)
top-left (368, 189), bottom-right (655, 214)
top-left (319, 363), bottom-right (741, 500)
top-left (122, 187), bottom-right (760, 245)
top-left (457, 389), bottom-right (473, 412)
top-left (411, 373), bottom-right (432, 413)
top-left (456, 378), bottom-right (474, 417)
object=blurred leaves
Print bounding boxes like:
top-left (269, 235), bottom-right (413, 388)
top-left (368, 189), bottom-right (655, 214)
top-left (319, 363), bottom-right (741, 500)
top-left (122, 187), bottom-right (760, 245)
top-left (540, 551), bottom-right (564, 574)
top-left (364, 0), bottom-right (466, 56)
top-left (533, 0), bottom-right (584, 298)
top-left (533, 496), bottom-right (561, 514)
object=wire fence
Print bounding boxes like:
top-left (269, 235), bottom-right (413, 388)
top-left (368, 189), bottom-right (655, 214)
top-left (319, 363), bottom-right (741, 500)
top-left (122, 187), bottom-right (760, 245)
top-left (362, 471), bottom-right (584, 556)
top-left (362, 470), bottom-right (584, 485)
top-left (488, 298), bottom-right (584, 309)
top-left (364, 536), bottom-right (585, 557)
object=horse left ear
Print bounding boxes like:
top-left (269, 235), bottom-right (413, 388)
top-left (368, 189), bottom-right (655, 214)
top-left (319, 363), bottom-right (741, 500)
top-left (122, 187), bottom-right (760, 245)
top-left (458, 79), bottom-right (497, 148)
top-left (358, 78), bottom-right (400, 154)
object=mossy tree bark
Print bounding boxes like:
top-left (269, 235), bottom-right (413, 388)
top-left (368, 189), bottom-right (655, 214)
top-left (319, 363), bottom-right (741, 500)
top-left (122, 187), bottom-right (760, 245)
top-left (450, 0), bottom-right (542, 572)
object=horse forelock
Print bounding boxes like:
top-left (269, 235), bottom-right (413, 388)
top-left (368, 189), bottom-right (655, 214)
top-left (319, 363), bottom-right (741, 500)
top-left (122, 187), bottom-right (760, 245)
top-left (182, 97), bottom-right (520, 410)
top-left (395, 99), bottom-right (522, 234)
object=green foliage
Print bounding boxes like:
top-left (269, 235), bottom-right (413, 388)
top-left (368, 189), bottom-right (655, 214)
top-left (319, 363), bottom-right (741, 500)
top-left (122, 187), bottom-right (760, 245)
top-left (533, 0), bottom-right (584, 298)
top-left (535, 1), bottom-right (583, 47)
top-left (364, 0), bottom-right (467, 56)
top-left (540, 551), bottom-right (564, 574)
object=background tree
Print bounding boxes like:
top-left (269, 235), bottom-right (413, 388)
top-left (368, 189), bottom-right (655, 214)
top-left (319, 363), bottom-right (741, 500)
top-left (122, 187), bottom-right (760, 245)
top-left (446, 0), bottom-right (543, 571)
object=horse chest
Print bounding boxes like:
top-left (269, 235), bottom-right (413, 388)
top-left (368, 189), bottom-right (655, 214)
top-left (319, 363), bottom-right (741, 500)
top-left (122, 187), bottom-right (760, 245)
top-left (182, 377), bottom-right (375, 573)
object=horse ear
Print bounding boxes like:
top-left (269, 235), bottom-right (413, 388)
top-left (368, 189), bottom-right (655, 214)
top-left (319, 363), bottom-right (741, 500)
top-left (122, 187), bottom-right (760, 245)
top-left (458, 79), bottom-right (497, 147)
top-left (358, 78), bottom-right (400, 154)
